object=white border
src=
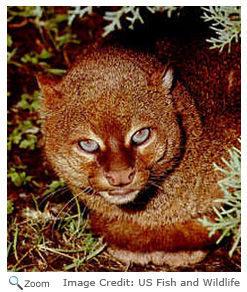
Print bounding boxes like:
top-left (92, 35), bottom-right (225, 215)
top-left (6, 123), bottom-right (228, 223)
top-left (2, 1), bottom-right (246, 291)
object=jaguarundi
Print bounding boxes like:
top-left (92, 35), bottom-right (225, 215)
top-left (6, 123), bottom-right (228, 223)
top-left (38, 46), bottom-right (240, 266)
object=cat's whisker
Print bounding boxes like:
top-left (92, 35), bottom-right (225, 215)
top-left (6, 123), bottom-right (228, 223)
top-left (51, 186), bottom-right (93, 240)
top-left (147, 181), bottom-right (163, 191)
top-left (51, 196), bottom-right (77, 240)
top-left (39, 184), bottom-right (70, 207)
top-left (54, 188), bottom-right (92, 224)
top-left (149, 173), bottom-right (165, 180)
top-left (146, 175), bottom-right (164, 188)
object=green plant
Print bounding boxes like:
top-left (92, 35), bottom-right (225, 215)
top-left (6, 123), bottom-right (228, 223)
top-left (21, 49), bottom-right (53, 65)
top-left (8, 120), bottom-right (40, 151)
top-left (201, 6), bottom-right (241, 52)
top-left (7, 201), bottom-right (15, 215)
top-left (102, 7), bottom-right (145, 37)
top-left (8, 7), bottom-right (79, 50)
top-left (67, 6), bottom-right (241, 50)
top-left (42, 179), bottom-right (65, 197)
top-left (199, 139), bottom-right (241, 256)
top-left (7, 6), bottom-right (80, 74)
top-left (7, 48), bottom-right (22, 67)
top-left (16, 91), bottom-right (40, 113)
top-left (68, 6), bottom-right (93, 25)
top-left (40, 207), bottom-right (105, 271)
top-left (8, 191), bottom-right (104, 271)
top-left (7, 6), bottom-right (42, 20)
top-left (68, 6), bottom-right (184, 37)
top-left (7, 166), bottom-right (33, 187)
top-left (7, 34), bottom-right (13, 47)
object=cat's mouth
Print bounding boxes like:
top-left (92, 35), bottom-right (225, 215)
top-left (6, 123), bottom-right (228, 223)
top-left (108, 188), bottom-right (135, 196)
top-left (98, 189), bottom-right (140, 205)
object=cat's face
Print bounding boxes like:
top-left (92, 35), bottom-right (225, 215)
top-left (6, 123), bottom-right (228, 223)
top-left (39, 49), bottom-right (183, 205)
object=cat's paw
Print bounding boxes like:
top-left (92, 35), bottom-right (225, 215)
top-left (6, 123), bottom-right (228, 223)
top-left (108, 248), bottom-right (207, 267)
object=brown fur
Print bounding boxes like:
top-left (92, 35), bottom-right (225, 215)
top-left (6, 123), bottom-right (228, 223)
top-left (90, 215), bottom-right (218, 252)
top-left (38, 46), bottom-right (240, 266)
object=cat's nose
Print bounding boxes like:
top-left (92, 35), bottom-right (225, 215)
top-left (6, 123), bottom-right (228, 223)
top-left (104, 167), bottom-right (135, 187)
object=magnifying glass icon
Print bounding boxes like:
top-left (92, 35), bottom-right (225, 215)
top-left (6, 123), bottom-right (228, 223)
top-left (9, 276), bottom-right (23, 290)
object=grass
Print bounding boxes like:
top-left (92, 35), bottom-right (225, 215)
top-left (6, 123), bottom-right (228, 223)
top-left (7, 186), bottom-right (106, 271)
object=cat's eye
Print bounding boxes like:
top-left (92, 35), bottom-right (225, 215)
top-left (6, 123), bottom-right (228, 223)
top-left (131, 128), bottom-right (151, 145)
top-left (78, 139), bottom-right (99, 153)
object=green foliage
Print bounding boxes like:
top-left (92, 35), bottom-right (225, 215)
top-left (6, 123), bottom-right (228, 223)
top-left (45, 206), bottom-right (106, 271)
top-left (7, 6), bottom-right (241, 59)
top-left (102, 7), bottom-right (145, 37)
top-left (8, 192), bottom-right (104, 271)
top-left (8, 120), bottom-right (39, 151)
top-left (68, 6), bottom-right (93, 25)
top-left (66, 6), bottom-right (241, 51)
top-left (68, 6), bottom-right (183, 37)
top-left (199, 139), bottom-right (241, 256)
top-left (7, 201), bottom-right (15, 215)
top-left (8, 6), bottom-right (77, 50)
top-left (8, 91), bottom-right (41, 152)
top-left (147, 6), bottom-right (184, 17)
top-left (21, 49), bottom-right (53, 65)
top-left (54, 32), bottom-right (80, 49)
top-left (7, 6), bottom-right (43, 21)
top-left (7, 34), bottom-right (13, 47)
top-left (7, 48), bottom-right (22, 67)
top-left (7, 6), bottom-right (80, 73)
top-left (45, 68), bottom-right (67, 75)
top-left (7, 166), bottom-right (33, 187)
top-left (201, 6), bottom-right (241, 52)
top-left (16, 91), bottom-right (40, 113)
top-left (42, 179), bottom-right (65, 197)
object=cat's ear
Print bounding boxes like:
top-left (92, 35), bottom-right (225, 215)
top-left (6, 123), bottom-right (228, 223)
top-left (151, 64), bottom-right (174, 94)
top-left (161, 64), bottom-right (174, 93)
top-left (36, 74), bottom-right (64, 111)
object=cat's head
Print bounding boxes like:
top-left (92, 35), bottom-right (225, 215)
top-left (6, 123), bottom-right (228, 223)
top-left (38, 48), bottom-right (184, 205)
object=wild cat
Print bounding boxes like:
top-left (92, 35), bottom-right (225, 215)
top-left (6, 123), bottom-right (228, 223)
top-left (38, 47), bottom-right (239, 266)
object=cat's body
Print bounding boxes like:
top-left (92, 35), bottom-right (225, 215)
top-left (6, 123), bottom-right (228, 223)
top-left (38, 47), bottom-right (240, 266)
